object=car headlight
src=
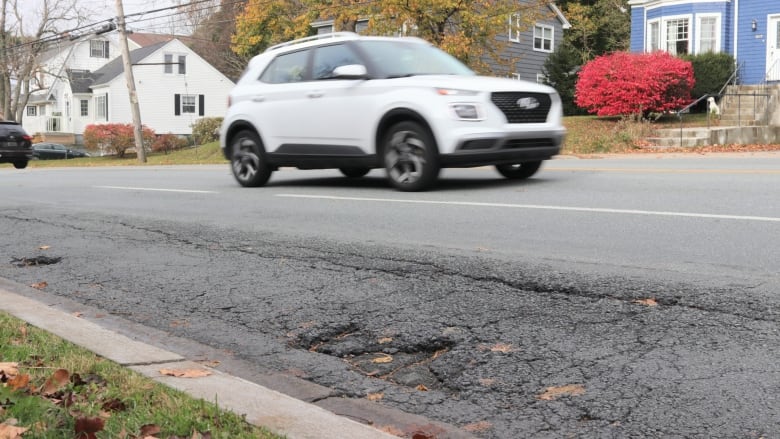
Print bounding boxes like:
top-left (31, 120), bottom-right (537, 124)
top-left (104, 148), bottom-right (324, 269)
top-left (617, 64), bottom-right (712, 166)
top-left (436, 88), bottom-right (479, 96)
top-left (450, 103), bottom-right (484, 121)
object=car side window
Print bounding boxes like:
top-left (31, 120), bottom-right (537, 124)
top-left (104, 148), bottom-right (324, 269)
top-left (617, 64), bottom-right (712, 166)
top-left (312, 44), bottom-right (362, 80)
top-left (259, 49), bottom-right (309, 84)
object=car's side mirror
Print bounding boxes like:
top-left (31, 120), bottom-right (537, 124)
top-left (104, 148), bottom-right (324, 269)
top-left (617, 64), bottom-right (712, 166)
top-left (332, 64), bottom-right (368, 79)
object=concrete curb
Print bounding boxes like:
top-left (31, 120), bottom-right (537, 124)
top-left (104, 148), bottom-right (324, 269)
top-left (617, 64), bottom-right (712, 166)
top-left (0, 285), bottom-right (398, 439)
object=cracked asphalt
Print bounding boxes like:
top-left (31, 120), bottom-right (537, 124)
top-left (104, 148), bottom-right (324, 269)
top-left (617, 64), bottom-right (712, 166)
top-left (1, 207), bottom-right (778, 438)
top-left (1, 161), bottom-right (779, 438)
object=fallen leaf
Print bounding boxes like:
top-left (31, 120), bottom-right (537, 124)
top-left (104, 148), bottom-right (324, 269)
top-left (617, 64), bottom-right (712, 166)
top-left (102, 398), bottom-right (127, 412)
top-left (415, 384), bottom-right (429, 391)
top-left (41, 369), bottom-right (70, 395)
top-left (377, 337), bottom-right (393, 344)
top-left (463, 421), bottom-right (493, 432)
top-left (74, 417), bottom-right (105, 439)
top-left (0, 363), bottom-right (19, 377)
top-left (537, 384), bottom-right (586, 401)
top-left (18, 325), bottom-right (27, 339)
top-left (39, 245), bottom-right (51, 250)
top-left (8, 374), bottom-right (30, 391)
top-left (0, 422), bottom-right (28, 439)
top-left (479, 378), bottom-right (496, 386)
top-left (634, 298), bottom-right (658, 307)
top-left (159, 368), bottom-right (212, 378)
top-left (490, 343), bottom-right (515, 353)
top-left (371, 354), bottom-right (393, 364)
top-left (367, 392), bottom-right (384, 401)
top-left (30, 281), bottom-right (47, 290)
top-left (140, 424), bottom-right (162, 436)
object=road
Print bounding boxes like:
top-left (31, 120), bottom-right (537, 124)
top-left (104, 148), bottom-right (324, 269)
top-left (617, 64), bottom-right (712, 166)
top-left (1, 153), bottom-right (779, 438)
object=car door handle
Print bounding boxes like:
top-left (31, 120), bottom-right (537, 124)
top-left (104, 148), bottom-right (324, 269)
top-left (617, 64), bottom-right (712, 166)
top-left (307, 91), bottom-right (323, 99)
top-left (252, 96), bottom-right (265, 102)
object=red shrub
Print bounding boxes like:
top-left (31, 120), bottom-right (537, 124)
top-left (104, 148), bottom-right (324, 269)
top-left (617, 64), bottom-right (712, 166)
top-left (152, 133), bottom-right (189, 153)
top-left (83, 123), bottom-right (155, 157)
top-left (575, 51), bottom-right (695, 117)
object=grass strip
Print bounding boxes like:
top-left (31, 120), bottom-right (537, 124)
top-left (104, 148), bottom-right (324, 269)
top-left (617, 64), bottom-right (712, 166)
top-left (0, 311), bottom-right (284, 439)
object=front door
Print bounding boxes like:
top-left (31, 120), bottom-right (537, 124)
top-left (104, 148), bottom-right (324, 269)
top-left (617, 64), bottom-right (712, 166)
top-left (767, 16), bottom-right (780, 81)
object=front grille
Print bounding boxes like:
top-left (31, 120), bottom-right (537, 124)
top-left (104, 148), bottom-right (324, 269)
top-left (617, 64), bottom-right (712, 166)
top-left (504, 138), bottom-right (556, 149)
top-left (491, 92), bottom-right (551, 123)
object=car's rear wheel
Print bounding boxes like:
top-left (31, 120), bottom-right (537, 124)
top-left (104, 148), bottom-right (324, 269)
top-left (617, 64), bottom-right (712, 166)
top-left (340, 167), bottom-right (370, 178)
top-left (495, 161), bottom-right (542, 180)
top-left (230, 130), bottom-right (272, 187)
top-left (382, 121), bottom-right (439, 192)
top-left (12, 160), bottom-right (28, 169)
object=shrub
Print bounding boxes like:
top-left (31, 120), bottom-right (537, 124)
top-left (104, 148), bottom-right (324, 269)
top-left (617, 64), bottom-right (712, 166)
top-left (83, 123), bottom-right (156, 157)
top-left (542, 41), bottom-right (584, 116)
top-left (574, 51), bottom-right (695, 117)
top-left (152, 133), bottom-right (189, 154)
top-left (679, 52), bottom-right (735, 98)
top-left (191, 117), bottom-right (223, 145)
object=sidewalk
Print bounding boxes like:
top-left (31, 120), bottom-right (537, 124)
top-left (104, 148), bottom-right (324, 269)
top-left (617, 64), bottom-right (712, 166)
top-left (0, 278), bottom-right (474, 439)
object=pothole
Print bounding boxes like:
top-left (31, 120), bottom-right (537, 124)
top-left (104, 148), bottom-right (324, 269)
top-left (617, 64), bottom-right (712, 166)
top-left (291, 324), bottom-right (455, 391)
top-left (11, 256), bottom-right (62, 267)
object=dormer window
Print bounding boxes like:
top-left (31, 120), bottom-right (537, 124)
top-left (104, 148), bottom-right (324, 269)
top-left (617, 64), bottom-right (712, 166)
top-left (90, 40), bottom-right (109, 58)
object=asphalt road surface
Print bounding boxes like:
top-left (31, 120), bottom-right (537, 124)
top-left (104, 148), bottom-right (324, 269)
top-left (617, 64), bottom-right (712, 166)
top-left (1, 153), bottom-right (779, 438)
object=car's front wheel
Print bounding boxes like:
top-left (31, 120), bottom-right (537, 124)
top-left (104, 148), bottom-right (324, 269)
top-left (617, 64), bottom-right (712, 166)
top-left (495, 161), bottom-right (542, 180)
top-left (340, 167), bottom-right (371, 178)
top-left (12, 160), bottom-right (28, 169)
top-left (230, 130), bottom-right (272, 187)
top-left (382, 121), bottom-right (439, 192)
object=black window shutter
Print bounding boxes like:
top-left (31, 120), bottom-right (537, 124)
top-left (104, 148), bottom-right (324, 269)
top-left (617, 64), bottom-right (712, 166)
top-left (198, 95), bottom-right (204, 116)
top-left (174, 94), bottom-right (180, 116)
top-left (104, 41), bottom-right (110, 58)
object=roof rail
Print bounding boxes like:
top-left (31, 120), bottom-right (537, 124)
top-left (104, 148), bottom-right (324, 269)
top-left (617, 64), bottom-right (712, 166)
top-left (265, 32), bottom-right (359, 52)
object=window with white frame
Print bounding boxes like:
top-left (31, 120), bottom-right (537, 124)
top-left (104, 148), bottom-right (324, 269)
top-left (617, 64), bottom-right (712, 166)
top-left (536, 73), bottom-right (547, 84)
top-left (697, 15), bottom-right (720, 53)
top-left (512, 73), bottom-right (521, 80)
top-left (80, 99), bottom-right (88, 117)
top-left (26, 106), bottom-right (36, 116)
top-left (95, 95), bottom-right (107, 120)
top-left (178, 55), bottom-right (187, 74)
top-left (164, 54), bottom-right (173, 74)
top-left (665, 18), bottom-right (690, 55)
top-left (181, 94), bottom-right (196, 114)
top-left (90, 40), bottom-right (109, 58)
top-left (533, 24), bottom-right (554, 52)
top-left (647, 19), bottom-right (660, 52)
top-left (508, 14), bottom-right (522, 42)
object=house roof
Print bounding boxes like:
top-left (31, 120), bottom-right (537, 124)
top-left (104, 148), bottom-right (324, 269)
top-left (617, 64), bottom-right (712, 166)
top-left (90, 40), bottom-right (169, 87)
top-left (127, 32), bottom-right (175, 47)
top-left (67, 69), bottom-right (100, 93)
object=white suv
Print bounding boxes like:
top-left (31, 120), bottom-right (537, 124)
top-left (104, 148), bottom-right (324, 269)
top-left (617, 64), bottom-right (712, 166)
top-left (220, 32), bottom-right (565, 191)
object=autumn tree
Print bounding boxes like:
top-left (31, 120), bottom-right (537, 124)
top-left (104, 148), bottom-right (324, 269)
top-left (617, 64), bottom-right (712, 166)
top-left (559, 0), bottom-right (630, 64)
top-left (182, 0), bottom-right (249, 80)
top-left (232, 0), bottom-right (551, 75)
top-left (575, 51), bottom-right (695, 117)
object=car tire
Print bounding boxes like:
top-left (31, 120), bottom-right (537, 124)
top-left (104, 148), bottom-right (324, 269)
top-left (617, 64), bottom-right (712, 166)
top-left (12, 160), bottom-right (28, 169)
top-left (382, 121), bottom-right (439, 192)
top-left (340, 167), bottom-right (371, 178)
top-left (230, 130), bottom-right (272, 187)
top-left (495, 161), bottom-right (542, 180)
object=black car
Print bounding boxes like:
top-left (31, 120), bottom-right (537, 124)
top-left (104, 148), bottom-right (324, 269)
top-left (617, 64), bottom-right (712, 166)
top-left (32, 142), bottom-right (90, 160)
top-left (0, 121), bottom-right (33, 169)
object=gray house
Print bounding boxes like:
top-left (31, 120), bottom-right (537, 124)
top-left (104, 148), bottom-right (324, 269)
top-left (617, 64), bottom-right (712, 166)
top-left (313, 3), bottom-right (570, 82)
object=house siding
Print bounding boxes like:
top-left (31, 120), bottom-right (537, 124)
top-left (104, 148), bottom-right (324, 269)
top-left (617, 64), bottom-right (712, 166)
top-left (738, 2), bottom-right (778, 84)
top-left (630, 7), bottom-right (646, 52)
top-left (101, 39), bottom-right (233, 135)
top-left (489, 17), bottom-right (565, 81)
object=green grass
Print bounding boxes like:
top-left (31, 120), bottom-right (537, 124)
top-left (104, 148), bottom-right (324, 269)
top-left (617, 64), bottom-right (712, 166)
top-left (0, 311), bottom-right (284, 439)
top-left (25, 142), bottom-right (227, 168)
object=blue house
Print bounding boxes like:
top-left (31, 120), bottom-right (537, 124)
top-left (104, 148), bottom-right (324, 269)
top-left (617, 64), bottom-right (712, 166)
top-left (628, 0), bottom-right (780, 85)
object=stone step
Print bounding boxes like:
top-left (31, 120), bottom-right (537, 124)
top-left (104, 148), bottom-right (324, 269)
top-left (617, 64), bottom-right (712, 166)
top-left (645, 136), bottom-right (710, 147)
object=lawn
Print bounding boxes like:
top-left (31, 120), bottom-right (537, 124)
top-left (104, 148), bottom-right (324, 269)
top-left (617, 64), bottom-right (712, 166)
top-left (0, 311), bottom-right (284, 439)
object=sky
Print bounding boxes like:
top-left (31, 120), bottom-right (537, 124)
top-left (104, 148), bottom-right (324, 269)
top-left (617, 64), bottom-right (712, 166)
top-left (15, 0), bottom-right (183, 35)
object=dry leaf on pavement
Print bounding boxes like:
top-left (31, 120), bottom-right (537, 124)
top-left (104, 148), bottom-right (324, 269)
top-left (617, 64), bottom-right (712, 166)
top-left (159, 368), bottom-right (212, 378)
top-left (30, 281), bottom-right (48, 290)
top-left (633, 298), bottom-right (658, 307)
top-left (371, 354), bottom-right (393, 364)
top-left (537, 384), bottom-right (586, 400)
top-left (367, 392), bottom-right (384, 401)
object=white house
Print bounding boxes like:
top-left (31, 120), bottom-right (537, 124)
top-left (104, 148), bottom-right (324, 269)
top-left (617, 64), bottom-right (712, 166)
top-left (23, 33), bottom-right (234, 145)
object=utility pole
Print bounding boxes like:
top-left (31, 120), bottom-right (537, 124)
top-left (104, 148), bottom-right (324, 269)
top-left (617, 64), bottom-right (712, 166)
top-left (115, 0), bottom-right (146, 163)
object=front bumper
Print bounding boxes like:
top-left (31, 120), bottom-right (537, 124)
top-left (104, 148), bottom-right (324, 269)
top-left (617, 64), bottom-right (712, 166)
top-left (439, 131), bottom-right (564, 168)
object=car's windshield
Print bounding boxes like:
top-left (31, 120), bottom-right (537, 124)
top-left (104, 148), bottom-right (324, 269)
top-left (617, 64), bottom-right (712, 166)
top-left (357, 40), bottom-right (475, 78)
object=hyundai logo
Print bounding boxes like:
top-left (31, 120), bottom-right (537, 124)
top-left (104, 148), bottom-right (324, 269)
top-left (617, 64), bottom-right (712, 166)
top-left (516, 97), bottom-right (540, 110)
